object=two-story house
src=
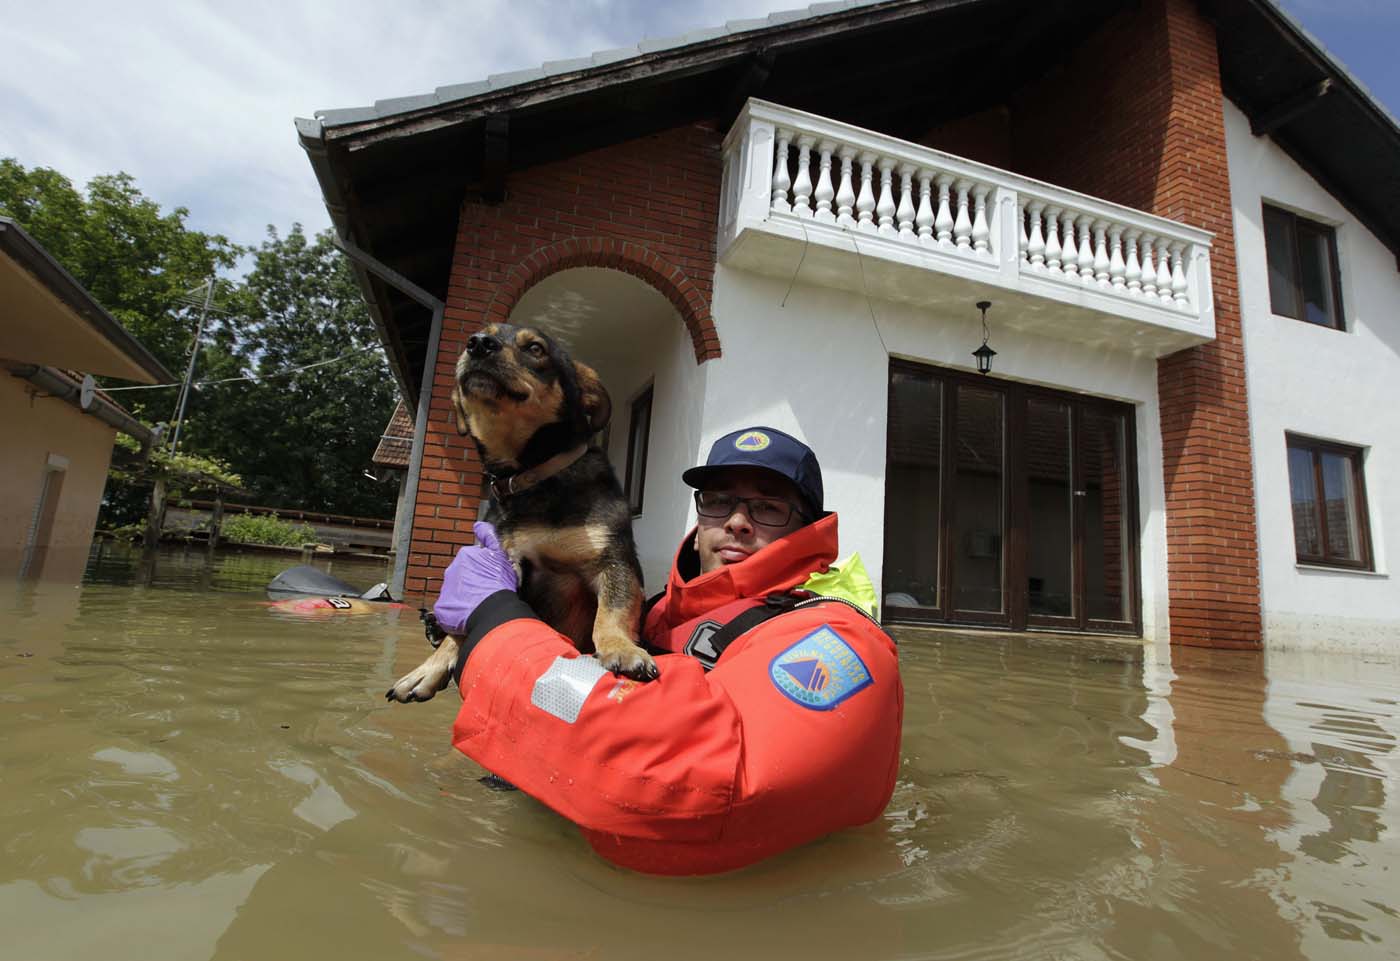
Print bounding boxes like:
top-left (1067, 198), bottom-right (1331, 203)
top-left (298, 0), bottom-right (1399, 653)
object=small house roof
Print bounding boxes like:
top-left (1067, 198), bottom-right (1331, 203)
top-left (0, 217), bottom-right (175, 384)
top-left (372, 399), bottom-right (414, 469)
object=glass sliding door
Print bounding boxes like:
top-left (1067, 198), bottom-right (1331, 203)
top-left (1081, 407), bottom-right (1133, 627)
top-left (882, 369), bottom-right (943, 610)
top-left (950, 384), bottom-right (1007, 621)
top-left (1024, 397), bottom-right (1075, 625)
top-left (883, 360), bottom-right (1140, 636)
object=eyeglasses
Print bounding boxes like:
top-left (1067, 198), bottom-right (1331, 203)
top-left (694, 490), bottom-right (807, 528)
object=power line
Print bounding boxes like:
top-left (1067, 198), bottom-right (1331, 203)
top-left (104, 344), bottom-right (382, 391)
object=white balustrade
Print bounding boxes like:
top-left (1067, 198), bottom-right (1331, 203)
top-left (896, 165), bottom-right (917, 241)
top-left (915, 171), bottom-right (934, 246)
top-left (1077, 218), bottom-right (1095, 283)
top-left (876, 159), bottom-right (897, 236)
top-left (856, 152), bottom-right (876, 232)
top-left (771, 130), bottom-right (791, 214)
top-left (720, 99), bottom-right (1215, 340)
top-left (1044, 207), bottom-right (1062, 272)
top-left (1061, 212), bottom-right (1079, 278)
top-left (813, 141), bottom-right (835, 223)
top-left (792, 136), bottom-right (814, 218)
top-left (835, 148), bottom-right (856, 227)
top-left (935, 175), bottom-right (954, 246)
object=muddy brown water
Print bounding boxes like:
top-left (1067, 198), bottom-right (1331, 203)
top-left (1, 544), bottom-right (1398, 960)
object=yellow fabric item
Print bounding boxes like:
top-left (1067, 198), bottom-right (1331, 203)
top-left (802, 552), bottom-right (879, 619)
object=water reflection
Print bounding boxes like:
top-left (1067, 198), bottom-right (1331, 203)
top-left (0, 547), bottom-right (1397, 959)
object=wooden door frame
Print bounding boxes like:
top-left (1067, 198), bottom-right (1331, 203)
top-left (883, 359), bottom-right (1142, 637)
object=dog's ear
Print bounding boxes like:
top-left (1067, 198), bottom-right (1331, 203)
top-left (449, 384), bottom-right (471, 436)
top-left (574, 361), bottom-right (611, 433)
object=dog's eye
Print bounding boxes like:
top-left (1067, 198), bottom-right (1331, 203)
top-left (525, 342), bottom-right (546, 358)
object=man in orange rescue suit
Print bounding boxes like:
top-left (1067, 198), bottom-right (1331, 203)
top-left (436, 426), bottom-right (903, 875)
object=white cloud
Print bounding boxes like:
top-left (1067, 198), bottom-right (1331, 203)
top-left (6, 0), bottom-right (1389, 259)
top-left (0, 0), bottom-right (779, 249)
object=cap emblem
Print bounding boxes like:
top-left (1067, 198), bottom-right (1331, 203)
top-left (734, 430), bottom-right (771, 452)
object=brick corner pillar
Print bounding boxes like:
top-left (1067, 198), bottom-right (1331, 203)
top-left (401, 123), bottom-right (724, 598)
top-left (1152, 0), bottom-right (1263, 649)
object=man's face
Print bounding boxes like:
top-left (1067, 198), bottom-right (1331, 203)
top-left (694, 468), bottom-right (810, 574)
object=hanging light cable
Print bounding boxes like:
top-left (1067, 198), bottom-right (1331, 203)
top-left (972, 300), bottom-right (996, 375)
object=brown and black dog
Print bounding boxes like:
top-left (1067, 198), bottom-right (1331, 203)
top-left (385, 322), bottom-right (656, 703)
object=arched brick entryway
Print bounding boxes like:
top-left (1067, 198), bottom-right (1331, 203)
top-left (484, 237), bottom-right (721, 363)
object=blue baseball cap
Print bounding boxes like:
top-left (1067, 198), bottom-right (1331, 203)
top-left (682, 426), bottom-right (824, 516)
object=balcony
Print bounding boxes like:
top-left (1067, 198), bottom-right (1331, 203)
top-left (718, 100), bottom-right (1215, 356)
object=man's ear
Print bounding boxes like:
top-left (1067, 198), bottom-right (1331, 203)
top-left (449, 384), bottom-right (471, 436)
top-left (574, 362), bottom-right (611, 433)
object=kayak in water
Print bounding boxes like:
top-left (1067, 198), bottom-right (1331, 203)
top-left (264, 565), bottom-right (409, 616)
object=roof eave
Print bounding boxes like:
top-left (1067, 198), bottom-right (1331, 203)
top-left (309, 0), bottom-right (980, 151)
top-left (295, 120), bottom-right (420, 407)
top-left (0, 217), bottom-right (176, 384)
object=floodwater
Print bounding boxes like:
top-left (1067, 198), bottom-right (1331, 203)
top-left (2, 545), bottom-right (1398, 960)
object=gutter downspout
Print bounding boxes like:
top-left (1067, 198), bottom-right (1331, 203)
top-left (3, 362), bottom-right (154, 446)
top-left (332, 235), bottom-right (446, 600)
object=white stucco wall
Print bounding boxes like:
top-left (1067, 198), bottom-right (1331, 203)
top-left (1225, 100), bottom-right (1399, 653)
top-left (705, 264), bottom-right (1172, 641)
top-left (600, 316), bottom-right (707, 593)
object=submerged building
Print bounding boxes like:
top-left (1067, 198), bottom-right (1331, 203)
top-left (0, 217), bottom-right (171, 580)
top-left (299, 0), bottom-right (1399, 653)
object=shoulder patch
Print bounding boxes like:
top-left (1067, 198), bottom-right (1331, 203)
top-left (769, 625), bottom-right (872, 710)
top-left (684, 619), bottom-right (723, 668)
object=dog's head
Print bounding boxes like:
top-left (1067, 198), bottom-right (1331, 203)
top-left (449, 322), bottom-right (611, 468)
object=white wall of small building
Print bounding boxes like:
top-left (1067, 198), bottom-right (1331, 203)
top-left (1224, 100), bottom-right (1399, 653)
top-left (705, 264), bottom-right (1174, 642)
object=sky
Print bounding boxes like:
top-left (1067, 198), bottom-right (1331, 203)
top-left (3, 0), bottom-right (1397, 256)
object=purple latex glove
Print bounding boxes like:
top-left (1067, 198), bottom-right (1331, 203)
top-left (433, 522), bottom-right (519, 635)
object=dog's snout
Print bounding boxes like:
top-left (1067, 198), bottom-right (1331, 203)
top-left (467, 333), bottom-right (502, 358)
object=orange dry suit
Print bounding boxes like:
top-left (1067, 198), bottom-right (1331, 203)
top-left (450, 512), bottom-right (903, 875)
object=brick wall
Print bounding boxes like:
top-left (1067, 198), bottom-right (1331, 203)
top-left (1013, 0), bottom-right (1263, 648)
top-left (403, 122), bottom-right (723, 596)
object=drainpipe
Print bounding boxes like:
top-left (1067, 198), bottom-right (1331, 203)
top-left (331, 235), bottom-right (446, 599)
top-left (3, 362), bottom-right (154, 446)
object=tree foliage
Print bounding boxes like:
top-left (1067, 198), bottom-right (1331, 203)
top-left (109, 433), bottom-right (243, 493)
top-left (181, 225), bottom-right (398, 518)
top-left (1, 159), bottom-right (400, 519)
top-left (0, 159), bottom-right (241, 395)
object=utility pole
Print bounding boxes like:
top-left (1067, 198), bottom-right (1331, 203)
top-left (168, 276), bottom-right (216, 454)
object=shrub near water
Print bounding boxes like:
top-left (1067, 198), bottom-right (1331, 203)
top-left (221, 513), bottom-right (316, 547)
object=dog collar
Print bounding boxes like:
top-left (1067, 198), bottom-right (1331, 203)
top-left (487, 444), bottom-right (589, 501)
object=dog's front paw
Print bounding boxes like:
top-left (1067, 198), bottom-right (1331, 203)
top-left (595, 642), bottom-right (659, 682)
top-left (385, 638), bottom-right (460, 703)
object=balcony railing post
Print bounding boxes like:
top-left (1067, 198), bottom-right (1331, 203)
top-left (747, 120), bottom-right (779, 222)
top-left (1192, 245), bottom-right (1214, 325)
top-left (997, 187), bottom-right (1021, 285)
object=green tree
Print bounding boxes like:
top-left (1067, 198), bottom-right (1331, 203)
top-left (184, 225), bottom-right (398, 518)
top-left (2, 159), bottom-right (397, 519)
top-left (0, 158), bottom-right (242, 395)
